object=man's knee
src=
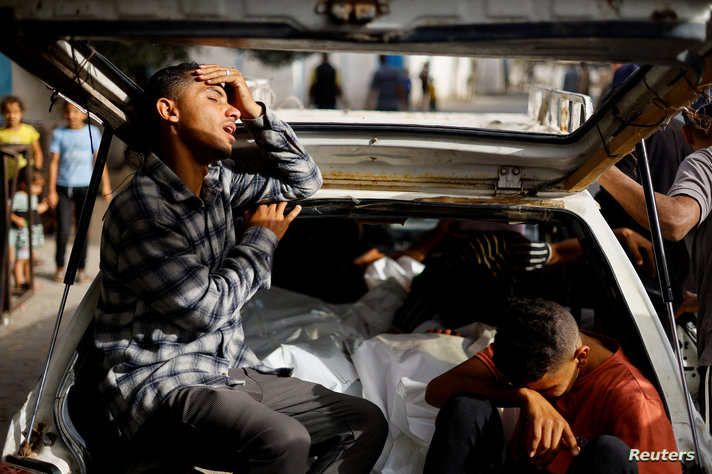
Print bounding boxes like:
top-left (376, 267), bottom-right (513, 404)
top-left (333, 393), bottom-right (388, 447)
top-left (261, 420), bottom-right (311, 461)
top-left (359, 397), bottom-right (389, 444)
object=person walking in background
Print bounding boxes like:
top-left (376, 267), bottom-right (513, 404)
top-left (0, 95), bottom-right (43, 183)
top-left (368, 55), bottom-right (406, 111)
top-left (419, 62), bottom-right (432, 110)
top-left (562, 63), bottom-right (590, 95)
top-left (563, 64), bottom-right (579, 92)
top-left (9, 172), bottom-right (48, 292)
top-left (309, 53), bottom-right (343, 109)
top-left (48, 101), bottom-right (111, 283)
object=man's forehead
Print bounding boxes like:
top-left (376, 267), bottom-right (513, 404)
top-left (190, 79), bottom-right (227, 98)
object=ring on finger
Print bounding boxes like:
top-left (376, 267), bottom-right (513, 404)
top-left (225, 69), bottom-right (230, 76)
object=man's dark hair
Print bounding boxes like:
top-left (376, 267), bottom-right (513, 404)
top-left (130, 62), bottom-right (200, 154)
top-left (492, 298), bottom-right (579, 386)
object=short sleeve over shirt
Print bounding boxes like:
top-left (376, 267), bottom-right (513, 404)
top-left (49, 124), bottom-right (101, 187)
top-left (0, 123), bottom-right (41, 178)
top-left (667, 147), bottom-right (712, 366)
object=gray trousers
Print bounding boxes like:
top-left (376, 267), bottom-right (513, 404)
top-left (135, 368), bottom-right (388, 474)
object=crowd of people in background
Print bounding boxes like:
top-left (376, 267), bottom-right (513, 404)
top-left (1, 95), bottom-right (111, 306)
top-left (310, 54), bottom-right (436, 112)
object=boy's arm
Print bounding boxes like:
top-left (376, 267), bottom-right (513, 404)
top-left (47, 152), bottom-right (60, 207)
top-left (10, 212), bottom-right (26, 227)
top-left (426, 354), bottom-right (579, 469)
top-left (598, 166), bottom-right (699, 241)
top-left (36, 199), bottom-right (49, 214)
top-left (426, 356), bottom-right (530, 408)
top-left (31, 139), bottom-right (43, 170)
top-left (93, 151), bottom-right (112, 202)
top-left (231, 106), bottom-right (323, 204)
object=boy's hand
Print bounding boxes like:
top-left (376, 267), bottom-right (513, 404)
top-left (516, 390), bottom-right (579, 470)
top-left (48, 190), bottom-right (58, 208)
top-left (195, 64), bottom-right (263, 119)
top-left (244, 202), bottom-right (301, 241)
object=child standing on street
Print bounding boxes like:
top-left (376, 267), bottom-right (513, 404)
top-left (48, 102), bottom-right (111, 283)
top-left (0, 95), bottom-right (43, 183)
top-left (9, 172), bottom-right (48, 292)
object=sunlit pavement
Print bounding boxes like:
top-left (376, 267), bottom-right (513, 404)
top-left (0, 196), bottom-right (106, 447)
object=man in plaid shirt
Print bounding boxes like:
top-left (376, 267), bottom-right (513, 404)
top-left (94, 62), bottom-right (387, 473)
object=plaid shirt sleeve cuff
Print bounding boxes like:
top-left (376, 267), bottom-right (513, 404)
top-left (240, 102), bottom-right (306, 150)
top-left (241, 101), bottom-right (276, 130)
top-left (241, 224), bottom-right (279, 254)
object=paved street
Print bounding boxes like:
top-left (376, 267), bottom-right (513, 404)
top-left (0, 197), bottom-right (106, 448)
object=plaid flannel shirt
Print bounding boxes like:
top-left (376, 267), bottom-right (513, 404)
top-left (94, 106), bottom-right (322, 439)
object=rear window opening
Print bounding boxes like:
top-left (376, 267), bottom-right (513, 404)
top-left (251, 206), bottom-right (663, 390)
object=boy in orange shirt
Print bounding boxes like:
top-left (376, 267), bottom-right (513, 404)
top-left (424, 298), bottom-right (681, 474)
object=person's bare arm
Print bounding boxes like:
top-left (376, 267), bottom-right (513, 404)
top-left (613, 227), bottom-right (656, 276)
top-left (675, 290), bottom-right (698, 318)
top-left (31, 139), bottom-right (43, 170)
top-left (426, 356), bottom-right (529, 408)
top-left (598, 166), bottom-right (699, 241)
top-left (426, 356), bottom-right (580, 468)
top-left (47, 152), bottom-right (60, 207)
top-left (397, 220), bottom-right (451, 262)
top-left (94, 151), bottom-right (112, 202)
top-left (10, 212), bottom-right (26, 227)
top-left (547, 238), bottom-right (583, 267)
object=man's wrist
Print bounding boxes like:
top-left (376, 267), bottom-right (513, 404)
top-left (516, 387), bottom-right (534, 405)
top-left (241, 101), bottom-right (264, 120)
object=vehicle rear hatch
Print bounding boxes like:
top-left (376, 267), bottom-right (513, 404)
top-left (0, 0), bottom-right (710, 199)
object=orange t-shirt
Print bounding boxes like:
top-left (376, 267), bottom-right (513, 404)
top-left (475, 333), bottom-right (681, 474)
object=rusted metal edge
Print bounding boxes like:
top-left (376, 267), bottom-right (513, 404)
top-left (565, 54), bottom-right (712, 192)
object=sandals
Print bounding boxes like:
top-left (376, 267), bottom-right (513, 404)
top-left (54, 268), bottom-right (90, 283)
top-left (77, 270), bottom-right (90, 283)
top-left (53, 269), bottom-right (65, 282)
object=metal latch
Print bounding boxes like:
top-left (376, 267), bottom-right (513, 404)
top-left (495, 166), bottom-right (523, 194)
top-left (316, 1), bottom-right (391, 24)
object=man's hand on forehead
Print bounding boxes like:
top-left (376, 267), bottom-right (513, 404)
top-left (195, 64), bottom-right (263, 120)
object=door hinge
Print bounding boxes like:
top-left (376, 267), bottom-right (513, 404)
top-left (495, 166), bottom-right (523, 195)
